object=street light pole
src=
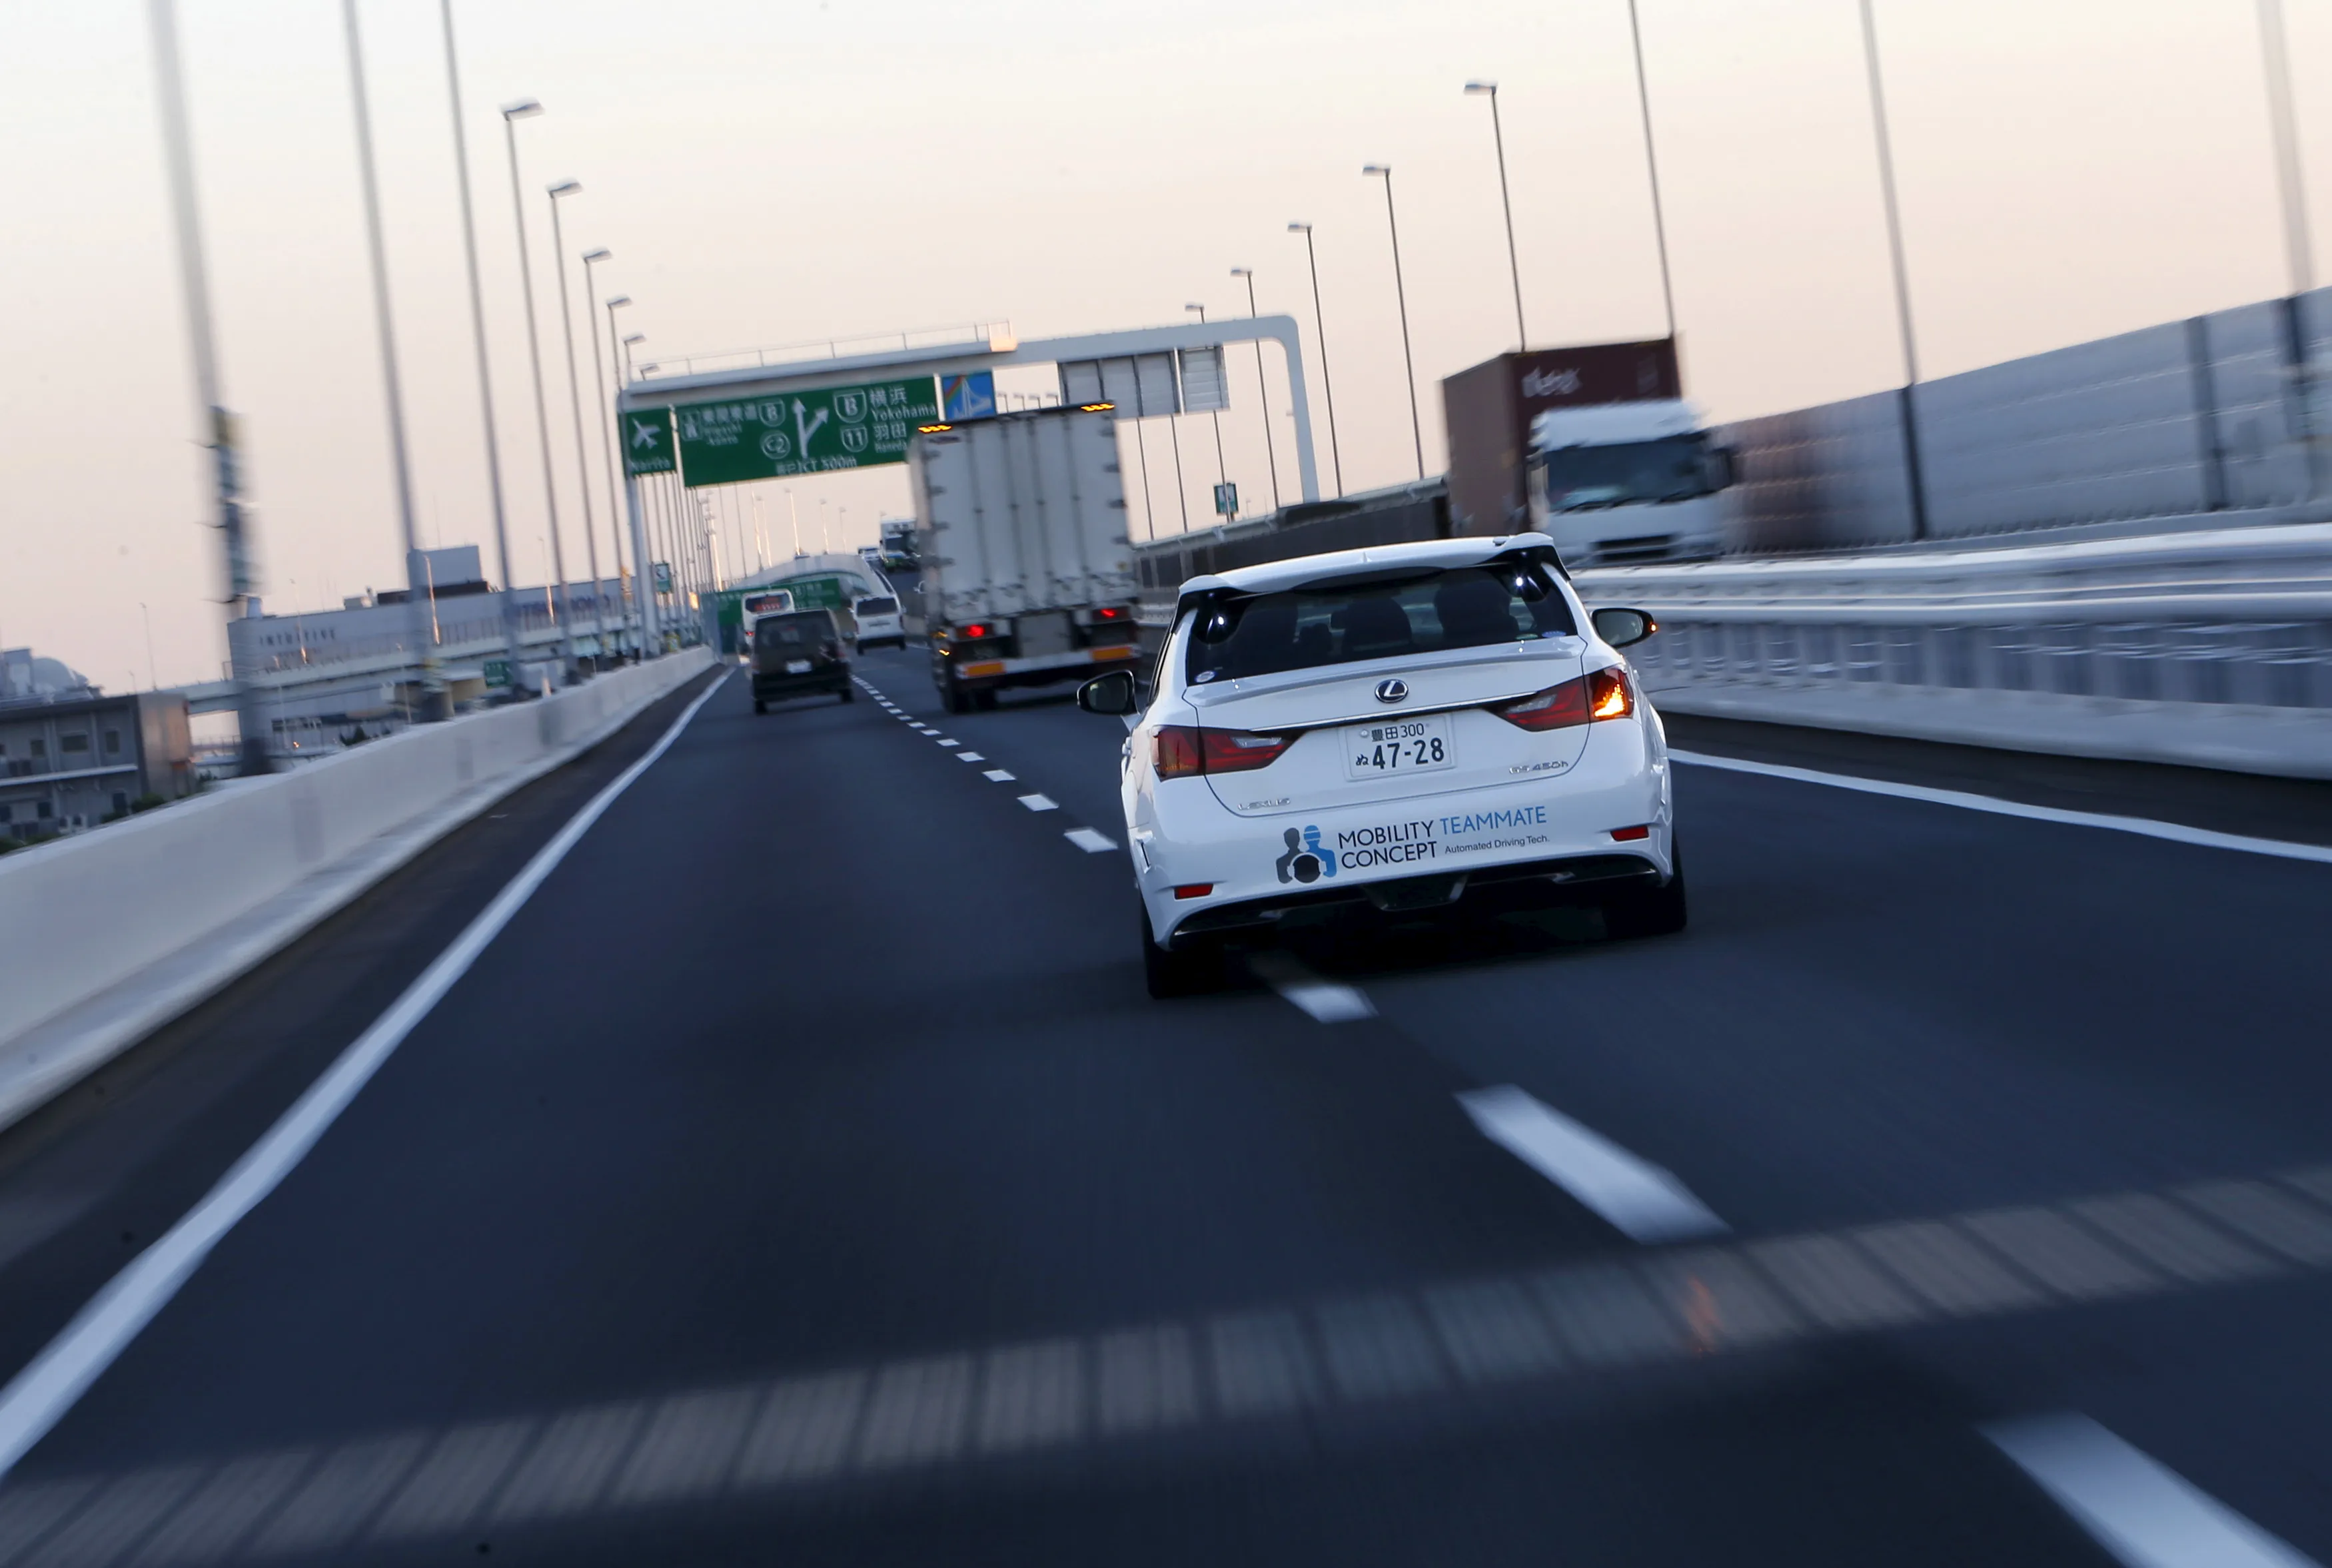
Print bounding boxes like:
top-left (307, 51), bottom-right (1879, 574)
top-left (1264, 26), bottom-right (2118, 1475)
top-left (598, 290), bottom-right (636, 653)
top-left (145, 0), bottom-right (269, 773)
top-left (548, 186), bottom-right (606, 669)
top-left (581, 253), bottom-right (630, 658)
top-left (1856, 0), bottom-right (1931, 542)
top-left (437, 0), bottom-right (525, 695)
top-left (1623, 1), bottom-right (1680, 342)
top-left (622, 332), bottom-right (644, 382)
top-left (2257, 0), bottom-right (2322, 498)
top-left (1363, 165), bottom-right (1426, 480)
top-left (500, 101), bottom-right (578, 675)
top-left (1287, 222), bottom-right (1346, 497)
top-left (1464, 81), bottom-right (1526, 350)
top-left (341, 0), bottom-right (446, 720)
top-left (1230, 267), bottom-right (1282, 510)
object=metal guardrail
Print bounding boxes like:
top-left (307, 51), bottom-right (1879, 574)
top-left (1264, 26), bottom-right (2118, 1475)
top-left (1578, 522), bottom-right (2332, 708)
top-left (1574, 523), bottom-right (2332, 776)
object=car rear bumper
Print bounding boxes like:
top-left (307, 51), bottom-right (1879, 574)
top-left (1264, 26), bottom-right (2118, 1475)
top-left (943, 643), bottom-right (1141, 691)
top-left (752, 668), bottom-right (848, 697)
top-left (1135, 719), bottom-right (1671, 946)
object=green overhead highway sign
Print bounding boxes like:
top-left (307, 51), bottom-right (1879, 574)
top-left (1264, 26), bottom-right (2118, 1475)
top-left (672, 377), bottom-right (939, 487)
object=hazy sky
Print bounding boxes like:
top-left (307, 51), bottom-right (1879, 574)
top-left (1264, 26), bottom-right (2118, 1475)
top-left (3, 0), bottom-right (2325, 689)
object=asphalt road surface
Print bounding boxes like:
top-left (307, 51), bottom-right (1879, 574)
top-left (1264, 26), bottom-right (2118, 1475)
top-left (0, 645), bottom-right (2328, 1566)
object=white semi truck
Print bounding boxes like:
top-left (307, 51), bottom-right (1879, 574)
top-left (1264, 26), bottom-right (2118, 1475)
top-left (1526, 399), bottom-right (1736, 566)
top-left (908, 405), bottom-right (1142, 713)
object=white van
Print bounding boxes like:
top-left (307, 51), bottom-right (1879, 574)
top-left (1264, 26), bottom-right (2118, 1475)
top-left (852, 592), bottom-right (905, 651)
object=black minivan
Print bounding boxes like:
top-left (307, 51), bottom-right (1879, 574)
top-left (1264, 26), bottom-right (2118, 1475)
top-left (751, 609), bottom-right (854, 712)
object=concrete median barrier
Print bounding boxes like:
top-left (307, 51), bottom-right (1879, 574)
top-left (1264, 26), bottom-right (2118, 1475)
top-left (0, 649), bottom-right (716, 1133)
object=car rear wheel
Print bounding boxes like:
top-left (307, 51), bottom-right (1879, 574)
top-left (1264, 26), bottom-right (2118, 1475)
top-left (839, 683), bottom-right (855, 703)
top-left (1602, 839), bottom-right (1688, 939)
top-left (1140, 897), bottom-right (1221, 998)
top-left (753, 697), bottom-right (766, 715)
top-left (972, 689), bottom-right (999, 711)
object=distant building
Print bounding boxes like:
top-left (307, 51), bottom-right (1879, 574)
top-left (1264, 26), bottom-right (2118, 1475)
top-left (0, 687), bottom-right (196, 837)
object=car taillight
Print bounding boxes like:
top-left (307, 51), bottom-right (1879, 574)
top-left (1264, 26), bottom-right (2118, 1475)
top-left (1490, 667), bottom-right (1634, 731)
top-left (1492, 677), bottom-right (1590, 731)
top-left (1588, 665), bottom-right (1632, 720)
top-left (1201, 729), bottom-right (1295, 773)
top-left (1152, 725), bottom-right (1293, 778)
top-left (1154, 725), bottom-right (1205, 779)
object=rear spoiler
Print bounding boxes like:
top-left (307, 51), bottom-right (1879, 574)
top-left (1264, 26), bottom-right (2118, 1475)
top-left (1170, 542), bottom-right (1568, 624)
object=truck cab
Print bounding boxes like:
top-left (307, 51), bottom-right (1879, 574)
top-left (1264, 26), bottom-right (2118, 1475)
top-left (1526, 400), bottom-right (1735, 567)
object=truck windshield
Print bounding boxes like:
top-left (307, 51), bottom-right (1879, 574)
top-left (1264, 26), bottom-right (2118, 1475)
top-left (1185, 565), bottom-right (1576, 683)
top-left (1538, 435), bottom-right (1722, 512)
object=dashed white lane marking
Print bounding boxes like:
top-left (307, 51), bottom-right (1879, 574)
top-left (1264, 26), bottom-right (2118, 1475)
top-left (1064, 828), bottom-right (1117, 853)
top-left (1247, 953), bottom-right (1377, 1023)
top-left (1017, 794), bottom-right (1057, 812)
top-left (1456, 1085), bottom-right (1728, 1244)
top-left (956, 752), bottom-right (984, 762)
top-left (1986, 1413), bottom-right (2321, 1568)
top-left (933, 737), bottom-right (961, 747)
top-left (983, 769), bottom-right (1016, 782)
top-left (0, 671), bottom-right (735, 1483)
top-left (1670, 750), bottom-right (2332, 867)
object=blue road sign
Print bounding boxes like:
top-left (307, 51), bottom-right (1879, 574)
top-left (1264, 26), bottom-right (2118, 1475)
top-left (942, 371), bottom-right (997, 421)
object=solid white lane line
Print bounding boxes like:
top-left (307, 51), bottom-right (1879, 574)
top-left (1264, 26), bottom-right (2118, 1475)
top-left (983, 770), bottom-right (1016, 782)
top-left (1670, 750), bottom-right (2332, 867)
top-left (1017, 794), bottom-right (1057, 812)
top-left (1456, 1085), bottom-right (1727, 1244)
top-left (1064, 828), bottom-right (1117, 853)
top-left (1247, 954), bottom-right (1377, 1023)
top-left (956, 752), bottom-right (985, 762)
top-left (1986, 1413), bottom-right (2320, 1568)
top-left (0, 671), bottom-right (734, 1483)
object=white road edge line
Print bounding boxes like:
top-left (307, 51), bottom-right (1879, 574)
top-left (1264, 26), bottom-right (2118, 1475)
top-left (1247, 953), bottom-right (1377, 1023)
top-left (1017, 793), bottom-right (1058, 812)
top-left (1986, 1413), bottom-right (2321, 1568)
top-left (1456, 1084), bottom-right (1728, 1244)
top-left (1063, 828), bottom-right (1117, 853)
top-left (1670, 749), bottom-right (2332, 867)
top-left (0, 669), bottom-right (734, 1483)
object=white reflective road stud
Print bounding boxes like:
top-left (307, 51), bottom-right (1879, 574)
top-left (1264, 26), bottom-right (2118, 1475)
top-left (1017, 794), bottom-right (1058, 812)
top-left (983, 769), bottom-right (1016, 782)
top-left (1457, 1086), bottom-right (1727, 1244)
top-left (1064, 829), bottom-right (1117, 853)
top-left (1986, 1413), bottom-right (2321, 1568)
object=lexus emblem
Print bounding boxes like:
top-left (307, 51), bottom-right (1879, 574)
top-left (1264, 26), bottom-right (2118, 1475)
top-left (1375, 678), bottom-right (1409, 703)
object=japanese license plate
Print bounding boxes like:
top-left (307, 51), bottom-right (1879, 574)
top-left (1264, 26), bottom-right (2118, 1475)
top-left (784, 659), bottom-right (812, 674)
top-left (1344, 714), bottom-right (1456, 779)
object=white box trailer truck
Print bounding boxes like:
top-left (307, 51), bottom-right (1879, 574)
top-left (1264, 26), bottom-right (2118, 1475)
top-left (909, 405), bottom-right (1142, 713)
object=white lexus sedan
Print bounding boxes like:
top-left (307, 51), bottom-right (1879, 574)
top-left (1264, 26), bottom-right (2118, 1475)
top-left (1077, 534), bottom-right (1682, 997)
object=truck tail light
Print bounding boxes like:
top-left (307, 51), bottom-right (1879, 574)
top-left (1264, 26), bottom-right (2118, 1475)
top-left (1152, 725), bottom-right (1293, 778)
top-left (1490, 667), bottom-right (1633, 731)
top-left (958, 622), bottom-right (995, 640)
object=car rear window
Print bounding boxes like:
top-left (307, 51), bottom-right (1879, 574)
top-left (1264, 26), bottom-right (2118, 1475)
top-left (1185, 564), bottom-right (1577, 683)
top-left (758, 612), bottom-right (832, 645)
top-left (855, 597), bottom-right (897, 615)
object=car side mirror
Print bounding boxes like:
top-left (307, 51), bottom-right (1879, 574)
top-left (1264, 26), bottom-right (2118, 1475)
top-left (1077, 668), bottom-right (1139, 716)
top-left (1591, 606), bottom-right (1658, 648)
